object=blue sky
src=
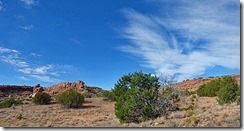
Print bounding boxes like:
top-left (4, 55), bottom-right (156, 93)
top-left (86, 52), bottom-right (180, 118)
top-left (0, 0), bottom-right (240, 90)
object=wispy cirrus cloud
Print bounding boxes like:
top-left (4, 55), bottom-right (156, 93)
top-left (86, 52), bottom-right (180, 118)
top-left (70, 38), bottom-right (82, 46)
top-left (18, 25), bottom-right (34, 31)
top-left (20, 0), bottom-right (38, 8)
top-left (0, 46), bottom-right (76, 83)
top-left (30, 52), bottom-right (41, 57)
top-left (119, 0), bottom-right (240, 81)
top-left (0, 0), bottom-right (5, 11)
top-left (0, 47), bottom-right (28, 67)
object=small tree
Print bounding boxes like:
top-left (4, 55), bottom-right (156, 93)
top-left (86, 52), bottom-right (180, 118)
top-left (113, 71), bottom-right (179, 123)
top-left (56, 89), bottom-right (85, 108)
top-left (113, 71), bottom-right (160, 123)
top-left (115, 88), bottom-right (159, 123)
top-left (217, 76), bottom-right (240, 105)
top-left (32, 92), bottom-right (52, 105)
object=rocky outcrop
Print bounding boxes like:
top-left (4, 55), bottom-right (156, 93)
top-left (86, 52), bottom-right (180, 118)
top-left (32, 84), bottom-right (44, 97)
top-left (45, 80), bottom-right (87, 96)
top-left (171, 74), bottom-right (240, 91)
top-left (0, 85), bottom-right (33, 100)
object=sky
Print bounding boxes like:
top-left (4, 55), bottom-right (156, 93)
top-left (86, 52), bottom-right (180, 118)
top-left (0, 0), bottom-right (240, 90)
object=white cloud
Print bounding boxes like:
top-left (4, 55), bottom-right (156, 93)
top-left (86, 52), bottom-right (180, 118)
top-left (0, 47), bottom-right (18, 53)
top-left (0, 46), bottom-right (76, 83)
top-left (0, 0), bottom-right (5, 11)
top-left (21, 0), bottom-right (38, 6)
top-left (30, 53), bottom-right (40, 57)
top-left (18, 65), bottom-right (57, 75)
top-left (70, 38), bottom-right (81, 45)
top-left (29, 75), bottom-right (60, 83)
top-left (18, 25), bottom-right (34, 31)
top-left (0, 47), bottom-right (28, 67)
top-left (120, 0), bottom-right (240, 82)
top-left (16, 76), bottom-right (29, 81)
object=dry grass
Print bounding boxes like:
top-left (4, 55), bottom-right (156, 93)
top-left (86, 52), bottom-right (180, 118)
top-left (0, 96), bottom-right (240, 127)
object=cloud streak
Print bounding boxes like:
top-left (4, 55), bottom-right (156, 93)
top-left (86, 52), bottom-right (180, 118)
top-left (0, 0), bottom-right (5, 11)
top-left (0, 46), bottom-right (76, 83)
top-left (119, 0), bottom-right (240, 81)
top-left (20, 0), bottom-right (38, 8)
top-left (18, 25), bottom-right (34, 31)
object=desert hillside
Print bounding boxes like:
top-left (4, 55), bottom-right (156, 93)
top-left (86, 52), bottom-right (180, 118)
top-left (0, 74), bottom-right (240, 127)
top-left (0, 96), bottom-right (240, 127)
top-left (0, 74), bottom-right (240, 100)
top-left (0, 80), bottom-right (104, 100)
top-left (171, 74), bottom-right (240, 91)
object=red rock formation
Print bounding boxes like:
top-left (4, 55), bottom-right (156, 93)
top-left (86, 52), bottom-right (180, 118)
top-left (170, 74), bottom-right (240, 91)
top-left (32, 84), bottom-right (44, 97)
top-left (45, 80), bottom-right (87, 96)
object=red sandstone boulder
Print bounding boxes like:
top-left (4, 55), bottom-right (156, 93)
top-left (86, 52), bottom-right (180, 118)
top-left (32, 84), bottom-right (44, 97)
top-left (45, 80), bottom-right (87, 96)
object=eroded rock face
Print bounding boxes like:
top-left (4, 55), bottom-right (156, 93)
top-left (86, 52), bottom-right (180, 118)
top-left (32, 84), bottom-right (44, 97)
top-left (0, 85), bottom-right (33, 100)
top-left (45, 80), bottom-right (87, 96)
top-left (170, 74), bottom-right (240, 91)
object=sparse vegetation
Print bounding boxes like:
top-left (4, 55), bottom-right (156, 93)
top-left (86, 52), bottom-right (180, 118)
top-left (83, 92), bottom-right (92, 98)
top-left (56, 89), bottom-right (85, 108)
top-left (196, 76), bottom-right (240, 105)
top-left (0, 74), bottom-right (240, 127)
top-left (0, 98), bottom-right (22, 109)
top-left (17, 114), bottom-right (24, 120)
top-left (32, 92), bottom-right (52, 105)
top-left (102, 90), bottom-right (115, 101)
top-left (196, 78), bottom-right (222, 97)
top-left (186, 116), bottom-right (199, 125)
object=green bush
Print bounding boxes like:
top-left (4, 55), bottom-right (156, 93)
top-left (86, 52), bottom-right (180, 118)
top-left (115, 88), bottom-right (159, 123)
top-left (83, 92), bottom-right (92, 98)
top-left (113, 71), bottom-right (160, 123)
top-left (102, 90), bottom-right (115, 101)
top-left (32, 92), bottom-right (52, 105)
top-left (162, 88), bottom-right (180, 103)
top-left (217, 76), bottom-right (240, 105)
top-left (113, 71), bottom-right (160, 99)
top-left (113, 71), bottom-right (178, 123)
top-left (181, 90), bottom-right (191, 96)
top-left (196, 78), bottom-right (221, 97)
top-left (56, 89), bottom-right (85, 108)
top-left (17, 114), bottom-right (24, 120)
top-left (0, 98), bottom-right (22, 109)
top-left (196, 76), bottom-right (240, 105)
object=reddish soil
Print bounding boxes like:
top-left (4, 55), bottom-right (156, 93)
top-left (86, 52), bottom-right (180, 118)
top-left (0, 97), bottom-right (240, 127)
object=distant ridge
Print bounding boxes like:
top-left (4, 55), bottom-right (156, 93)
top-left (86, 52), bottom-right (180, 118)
top-left (170, 74), bottom-right (240, 91)
top-left (0, 74), bottom-right (240, 100)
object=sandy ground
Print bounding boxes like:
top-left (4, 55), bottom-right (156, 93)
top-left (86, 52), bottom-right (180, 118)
top-left (0, 97), bottom-right (240, 127)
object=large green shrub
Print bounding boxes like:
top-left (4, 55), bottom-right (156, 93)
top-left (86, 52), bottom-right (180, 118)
top-left (115, 88), bottom-right (159, 123)
top-left (113, 71), bottom-right (178, 123)
top-left (32, 92), bottom-right (52, 105)
top-left (102, 90), bottom-right (115, 101)
top-left (113, 71), bottom-right (160, 123)
top-left (217, 76), bottom-right (240, 105)
top-left (0, 98), bottom-right (22, 109)
top-left (196, 76), bottom-right (240, 105)
top-left (56, 89), bottom-right (85, 108)
top-left (196, 78), bottom-right (221, 97)
top-left (113, 71), bottom-right (160, 99)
